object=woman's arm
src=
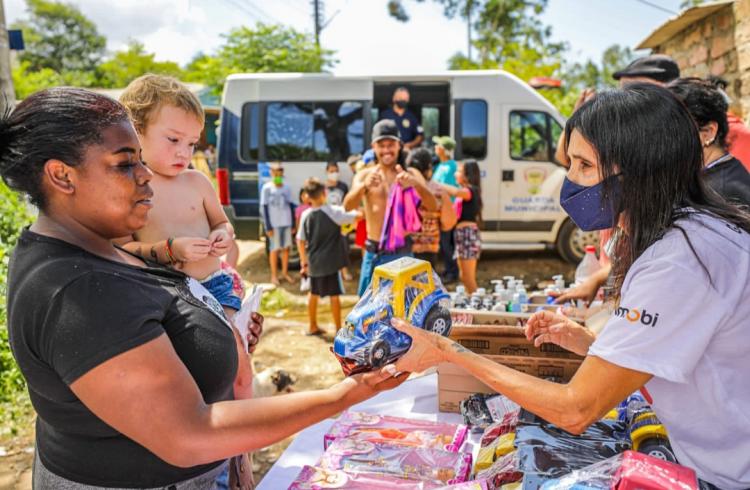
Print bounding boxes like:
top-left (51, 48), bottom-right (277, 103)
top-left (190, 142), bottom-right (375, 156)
top-left (390, 319), bottom-right (650, 435)
top-left (71, 335), bottom-right (407, 468)
top-left (439, 192), bottom-right (457, 231)
top-left (440, 183), bottom-right (471, 201)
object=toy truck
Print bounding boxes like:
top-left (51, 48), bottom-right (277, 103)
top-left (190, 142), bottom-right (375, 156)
top-left (333, 257), bottom-right (452, 375)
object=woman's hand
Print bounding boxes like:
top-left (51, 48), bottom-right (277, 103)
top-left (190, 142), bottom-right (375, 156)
top-left (246, 312), bottom-right (263, 354)
top-left (390, 318), bottom-right (450, 373)
top-left (172, 237), bottom-right (212, 263)
top-left (340, 364), bottom-right (410, 406)
top-left (525, 311), bottom-right (596, 357)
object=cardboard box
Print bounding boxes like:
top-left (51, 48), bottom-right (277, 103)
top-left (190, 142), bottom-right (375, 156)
top-left (450, 309), bottom-right (531, 327)
top-left (437, 356), bottom-right (583, 413)
top-left (450, 331), bottom-right (583, 360)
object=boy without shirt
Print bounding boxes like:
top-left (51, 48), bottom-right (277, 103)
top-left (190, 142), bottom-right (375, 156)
top-left (118, 75), bottom-right (240, 315)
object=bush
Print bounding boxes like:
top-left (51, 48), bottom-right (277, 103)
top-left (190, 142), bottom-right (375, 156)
top-left (0, 181), bottom-right (33, 406)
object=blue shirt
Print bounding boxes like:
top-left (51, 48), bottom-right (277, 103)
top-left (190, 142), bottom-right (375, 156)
top-left (380, 107), bottom-right (423, 144)
top-left (432, 159), bottom-right (458, 188)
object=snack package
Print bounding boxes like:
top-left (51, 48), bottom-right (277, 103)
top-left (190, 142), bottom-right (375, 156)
top-left (476, 451), bottom-right (523, 490)
top-left (461, 394), bottom-right (520, 431)
top-left (332, 257), bottom-right (452, 375)
top-left (288, 465), bottom-right (443, 489)
top-left (539, 451), bottom-right (698, 490)
top-left (325, 411), bottom-right (468, 452)
top-left (319, 439), bottom-right (472, 485)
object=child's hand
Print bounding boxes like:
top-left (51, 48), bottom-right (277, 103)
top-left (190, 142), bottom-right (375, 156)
top-left (266, 229), bottom-right (274, 238)
top-left (208, 229), bottom-right (231, 257)
top-left (172, 237), bottom-right (212, 263)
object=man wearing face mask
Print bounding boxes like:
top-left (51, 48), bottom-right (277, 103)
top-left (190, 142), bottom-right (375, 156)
top-left (379, 87), bottom-right (424, 150)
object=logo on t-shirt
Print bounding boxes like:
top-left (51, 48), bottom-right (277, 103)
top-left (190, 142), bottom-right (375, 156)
top-left (614, 306), bottom-right (660, 327)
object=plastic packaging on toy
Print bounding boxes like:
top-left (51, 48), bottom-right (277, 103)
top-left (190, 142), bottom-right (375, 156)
top-left (324, 411), bottom-right (469, 452)
top-left (288, 465), bottom-right (445, 489)
top-left (434, 480), bottom-right (490, 490)
top-left (333, 258), bottom-right (452, 375)
top-left (461, 394), bottom-right (521, 431)
top-left (476, 451), bottom-right (523, 490)
top-left (538, 451), bottom-right (698, 490)
top-left (318, 439), bottom-right (472, 485)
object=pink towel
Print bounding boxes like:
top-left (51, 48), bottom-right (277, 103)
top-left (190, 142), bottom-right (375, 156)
top-left (379, 184), bottom-right (422, 252)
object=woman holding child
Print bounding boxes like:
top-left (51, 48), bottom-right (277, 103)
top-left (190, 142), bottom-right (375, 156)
top-left (3, 86), bottom-right (406, 489)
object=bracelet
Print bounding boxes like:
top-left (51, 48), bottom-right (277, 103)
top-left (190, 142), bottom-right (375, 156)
top-left (165, 237), bottom-right (176, 264)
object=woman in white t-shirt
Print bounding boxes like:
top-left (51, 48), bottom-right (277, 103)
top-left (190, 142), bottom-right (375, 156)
top-left (391, 84), bottom-right (750, 490)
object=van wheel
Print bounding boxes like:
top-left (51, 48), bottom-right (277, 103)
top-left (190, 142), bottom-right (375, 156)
top-left (555, 219), bottom-right (598, 264)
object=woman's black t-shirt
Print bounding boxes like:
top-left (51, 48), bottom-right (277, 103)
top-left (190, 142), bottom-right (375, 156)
top-left (704, 155), bottom-right (750, 208)
top-left (458, 185), bottom-right (481, 223)
top-left (6, 230), bottom-right (238, 488)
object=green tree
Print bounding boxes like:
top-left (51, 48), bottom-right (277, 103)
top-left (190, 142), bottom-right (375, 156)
top-left (11, 60), bottom-right (63, 99)
top-left (184, 23), bottom-right (336, 95)
top-left (12, 0), bottom-right (106, 74)
top-left (97, 41), bottom-right (184, 88)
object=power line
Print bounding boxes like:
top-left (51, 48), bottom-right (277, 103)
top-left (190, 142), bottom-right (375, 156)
top-left (633, 0), bottom-right (678, 15)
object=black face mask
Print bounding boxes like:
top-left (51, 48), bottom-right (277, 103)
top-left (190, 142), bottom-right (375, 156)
top-left (394, 100), bottom-right (408, 109)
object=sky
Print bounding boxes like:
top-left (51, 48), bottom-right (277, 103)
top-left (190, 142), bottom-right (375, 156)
top-left (5, 0), bottom-right (687, 75)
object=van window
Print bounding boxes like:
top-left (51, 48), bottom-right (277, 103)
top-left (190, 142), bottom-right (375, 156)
top-left (266, 101), bottom-right (365, 162)
top-left (421, 106), bottom-right (440, 146)
top-left (241, 103), bottom-right (260, 161)
top-left (510, 111), bottom-right (560, 162)
top-left (459, 100), bottom-right (487, 160)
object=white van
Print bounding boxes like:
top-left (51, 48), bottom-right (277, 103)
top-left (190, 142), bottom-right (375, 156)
top-left (215, 70), bottom-right (597, 263)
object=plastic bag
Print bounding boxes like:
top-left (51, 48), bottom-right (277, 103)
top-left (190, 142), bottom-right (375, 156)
top-left (318, 439), bottom-right (472, 485)
top-left (289, 465), bottom-right (444, 489)
top-left (461, 394), bottom-right (521, 431)
top-left (300, 273), bottom-right (311, 292)
top-left (434, 480), bottom-right (490, 490)
top-left (476, 451), bottom-right (523, 490)
top-left (324, 411), bottom-right (468, 453)
top-left (332, 257), bottom-right (452, 375)
top-left (539, 451), bottom-right (698, 490)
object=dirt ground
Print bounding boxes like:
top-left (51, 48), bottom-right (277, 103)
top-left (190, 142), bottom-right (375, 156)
top-left (0, 244), bottom-right (574, 488)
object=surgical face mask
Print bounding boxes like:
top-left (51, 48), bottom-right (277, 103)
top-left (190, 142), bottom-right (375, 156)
top-left (559, 175), bottom-right (621, 231)
top-left (327, 172), bottom-right (339, 182)
top-left (273, 175), bottom-right (283, 186)
top-left (394, 100), bottom-right (408, 109)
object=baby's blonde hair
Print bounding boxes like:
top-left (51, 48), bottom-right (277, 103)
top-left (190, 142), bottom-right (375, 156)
top-left (119, 74), bottom-right (204, 134)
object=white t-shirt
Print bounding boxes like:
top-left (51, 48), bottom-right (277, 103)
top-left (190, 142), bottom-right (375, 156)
top-left (588, 211), bottom-right (750, 490)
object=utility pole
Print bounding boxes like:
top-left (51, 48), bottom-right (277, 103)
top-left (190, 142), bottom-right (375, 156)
top-left (0, 0), bottom-right (15, 111)
top-left (312, 0), bottom-right (322, 47)
top-left (465, 0), bottom-right (473, 62)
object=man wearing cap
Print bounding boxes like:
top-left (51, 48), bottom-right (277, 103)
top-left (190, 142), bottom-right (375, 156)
top-left (613, 54), bottom-right (680, 85)
top-left (344, 120), bottom-right (438, 296)
top-left (380, 87), bottom-right (424, 150)
top-left (431, 135), bottom-right (460, 283)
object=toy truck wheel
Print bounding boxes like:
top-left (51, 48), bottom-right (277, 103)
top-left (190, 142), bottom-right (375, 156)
top-left (638, 439), bottom-right (677, 463)
top-left (424, 305), bottom-right (452, 336)
top-left (367, 341), bottom-right (391, 367)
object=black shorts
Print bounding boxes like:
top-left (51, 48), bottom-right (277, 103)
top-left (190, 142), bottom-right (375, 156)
top-left (311, 272), bottom-right (344, 297)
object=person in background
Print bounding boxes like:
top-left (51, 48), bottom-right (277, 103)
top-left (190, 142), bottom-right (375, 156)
top-left (706, 75), bottom-right (750, 172)
top-left (346, 154), bottom-right (369, 259)
top-left (260, 162), bottom-right (295, 286)
top-left (379, 87), bottom-right (424, 150)
top-left (668, 78), bottom-right (750, 207)
top-left (394, 84), bottom-right (750, 490)
top-left (431, 135), bottom-right (459, 283)
top-left (326, 161), bottom-right (354, 282)
top-left (344, 119), bottom-right (437, 296)
top-left (297, 178), bottom-right (360, 335)
top-left (439, 160), bottom-right (482, 293)
top-left (407, 148), bottom-right (457, 265)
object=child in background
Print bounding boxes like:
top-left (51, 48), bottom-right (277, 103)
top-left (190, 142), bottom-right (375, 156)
top-left (440, 160), bottom-right (482, 293)
top-left (326, 161), bottom-right (354, 281)
top-left (296, 188), bottom-right (312, 225)
top-left (297, 178), bottom-right (360, 335)
top-left (261, 162), bottom-right (295, 286)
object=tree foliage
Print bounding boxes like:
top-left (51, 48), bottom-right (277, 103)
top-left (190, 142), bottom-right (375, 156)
top-left (97, 41), bottom-right (184, 89)
top-left (12, 0), bottom-right (106, 73)
top-left (184, 23), bottom-right (337, 95)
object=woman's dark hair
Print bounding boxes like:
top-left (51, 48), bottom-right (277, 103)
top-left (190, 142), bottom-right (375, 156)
top-left (667, 77), bottom-right (729, 149)
top-left (565, 83), bottom-right (750, 299)
top-left (461, 159), bottom-right (483, 221)
top-left (0, 87), bottom-right (130, 209)
top-left (405, 148), bottom-right (433, 177)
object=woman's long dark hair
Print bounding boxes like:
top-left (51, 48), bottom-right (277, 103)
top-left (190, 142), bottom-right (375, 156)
top-left (461, 159), bottom-right (483, 223)
top-left (565, 84), bottom-right (750, 298)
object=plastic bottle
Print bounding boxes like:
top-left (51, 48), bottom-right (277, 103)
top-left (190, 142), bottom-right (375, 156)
top-left (574, 245), bottom-right (601, 286)
top-left (516, 285), bottom-right (528, 305)
top-left (552, 274), bottom-right (566, 292)
top-left (453, 285), bottom-right (468, 309)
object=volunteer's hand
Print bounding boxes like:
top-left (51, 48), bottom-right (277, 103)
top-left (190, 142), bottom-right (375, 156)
top-left (246, 312), bottom-right (264, 354)
top-left (341, 364), bottom-right (410, 405)
top-left (390, 318), bottom-right (449, 373)
top-left (208, 229), bottom-right (231, 257)
top-left (172, 237), bottom-right (212, 263)
top-left (395, 165), bottom-right (417, 189)
top-left (364, 170), bottom-right (383, 190)
top-left (552, 272), bottom-right (604, 305)
top-left (525, 310), bottom-right (595, 357)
